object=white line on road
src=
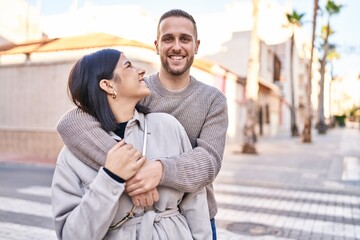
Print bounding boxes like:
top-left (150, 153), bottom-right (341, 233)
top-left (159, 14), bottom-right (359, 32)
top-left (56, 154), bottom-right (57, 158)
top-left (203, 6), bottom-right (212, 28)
top-left (17, 186), bottom-right (51, 197)
top-left (215, 191), bottom-right (358, 219)
top-left (0, 222), bottom-right (56, 240)
top-left (214, 183), bottom-right (360, 205)
top-left (216, 207), bottom-right (360, 239)
top-left (342, 156), bottom-right (360, 181)
top-left (0, 196), bottom-right (52, 218)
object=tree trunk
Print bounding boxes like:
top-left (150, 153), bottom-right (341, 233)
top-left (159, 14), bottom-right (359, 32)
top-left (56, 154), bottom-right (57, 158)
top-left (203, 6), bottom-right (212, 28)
top-left (317, 21), bottom-right (330, 134)
top-left (242, 0), bottom-right (260, 154)
top-left (290, 34), bottom-right (299, 136)
top-left (302, 0), bottom-right (319, 143)
top-left (317, 56), bottom-right (327, 133)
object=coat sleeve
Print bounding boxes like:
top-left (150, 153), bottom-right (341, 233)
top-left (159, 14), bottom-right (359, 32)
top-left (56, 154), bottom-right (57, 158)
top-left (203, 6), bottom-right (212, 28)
top-left (52, 148), bottom-right (125, 240)
top-left (174, 121), bottom-right (212, 239)
top-left (56, 107), bottom-right (117, 170)
top-left (179, 189), bottom-right (212, 240)
top-left (160, 96), bottom-right (228, 192)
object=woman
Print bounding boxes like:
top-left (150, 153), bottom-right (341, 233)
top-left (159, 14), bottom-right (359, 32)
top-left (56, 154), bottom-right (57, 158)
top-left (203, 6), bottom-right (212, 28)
top-left (51, 49), bottom-right (211, 240)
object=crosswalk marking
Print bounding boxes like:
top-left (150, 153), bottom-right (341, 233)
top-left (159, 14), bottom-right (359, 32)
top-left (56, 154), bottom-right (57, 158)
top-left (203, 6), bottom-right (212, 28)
top-left (2, 185), bottom-right (246, 240)
top-left (216, 207), bottom-right (360, 239)
top-left (0, 196), bottom-right (52, 218)
top-left (216, 191), bottom-right (356, 219)
top-left (217, 228), bottom-right (294, 240)
top-left (342, 156), bottom-right (360, 180)
top-left (213, 182), bottom-right (360, 239)
top-left (7, 183), bottom-right (360, 240)
top-left (0, 222), bottom-right (56, 240)
top-left (214, 182), bottom-right (360, 205)
top-left (0, 186), bottom-right (55, 240)
top-left (17, 186), bottom-right (51, 197)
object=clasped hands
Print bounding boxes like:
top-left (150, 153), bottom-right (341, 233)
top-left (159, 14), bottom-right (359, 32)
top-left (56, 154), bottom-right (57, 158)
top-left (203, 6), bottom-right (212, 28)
top-left (105, 140), bottom-right (163, 208)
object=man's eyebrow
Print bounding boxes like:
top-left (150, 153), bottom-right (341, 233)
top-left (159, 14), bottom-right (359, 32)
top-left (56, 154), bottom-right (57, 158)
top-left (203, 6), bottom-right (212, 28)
top-left (161, 33), bottom-right (192, 38)
top-left (180, 33), bottom-right (192, 38)
top-left (161, 33), bottom-right (173, 38)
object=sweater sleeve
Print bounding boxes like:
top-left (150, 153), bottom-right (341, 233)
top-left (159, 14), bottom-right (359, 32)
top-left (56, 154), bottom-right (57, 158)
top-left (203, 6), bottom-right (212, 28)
top-left (160, 95), bottom-right (228, 192)
top-left (56, 107), bottom-right (117, 170)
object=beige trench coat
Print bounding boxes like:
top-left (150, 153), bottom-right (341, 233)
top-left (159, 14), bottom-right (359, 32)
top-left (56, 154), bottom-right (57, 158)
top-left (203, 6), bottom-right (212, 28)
top-left (51, 111), bottom-right (212, 240)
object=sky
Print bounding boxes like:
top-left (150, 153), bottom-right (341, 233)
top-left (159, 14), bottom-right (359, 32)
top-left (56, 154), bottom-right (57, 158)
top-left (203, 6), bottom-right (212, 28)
top-left (27, 0), bottom-right (360, 78)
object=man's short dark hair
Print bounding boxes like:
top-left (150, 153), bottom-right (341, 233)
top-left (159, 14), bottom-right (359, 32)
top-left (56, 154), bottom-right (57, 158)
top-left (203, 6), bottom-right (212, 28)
top-left (157, 9), bottom-right (198, 40)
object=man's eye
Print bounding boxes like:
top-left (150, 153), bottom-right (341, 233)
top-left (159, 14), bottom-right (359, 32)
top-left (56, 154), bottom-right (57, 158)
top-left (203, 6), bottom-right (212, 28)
top-left (181, 37), bottom-right (191, 42)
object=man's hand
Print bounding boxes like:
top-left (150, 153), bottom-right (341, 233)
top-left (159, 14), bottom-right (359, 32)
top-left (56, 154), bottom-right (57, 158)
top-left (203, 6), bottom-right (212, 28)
top-left (130, 188), bottom-right (159, 208)
top-left (126, 160), bottom-right (163, 196)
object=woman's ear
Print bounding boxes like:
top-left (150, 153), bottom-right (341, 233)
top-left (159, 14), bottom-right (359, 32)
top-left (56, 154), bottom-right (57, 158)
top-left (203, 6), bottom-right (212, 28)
top-left (99, 79), bottom-right (113, 93)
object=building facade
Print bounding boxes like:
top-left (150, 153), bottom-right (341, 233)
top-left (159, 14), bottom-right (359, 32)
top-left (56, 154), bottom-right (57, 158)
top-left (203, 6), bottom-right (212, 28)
top-left (0, 33), bottom-right (244, 159)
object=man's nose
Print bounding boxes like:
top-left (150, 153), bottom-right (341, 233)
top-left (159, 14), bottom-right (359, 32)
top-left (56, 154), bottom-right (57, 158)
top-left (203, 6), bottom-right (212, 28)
top-left (172, 40), bottom-right (181, 51)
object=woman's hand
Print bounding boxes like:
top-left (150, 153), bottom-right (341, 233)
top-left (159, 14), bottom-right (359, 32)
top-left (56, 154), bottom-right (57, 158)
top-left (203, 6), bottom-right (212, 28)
top-left (104, 140), bottom-right (145, 181)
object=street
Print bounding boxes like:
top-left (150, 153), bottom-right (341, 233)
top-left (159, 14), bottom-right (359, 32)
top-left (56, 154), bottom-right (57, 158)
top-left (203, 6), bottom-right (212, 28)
top-left (0, 127), bottom-right (359, 240)
top-left (216, 127), bottom-right (360, 240)
top-left (0, 163), bottom-right (55, 240)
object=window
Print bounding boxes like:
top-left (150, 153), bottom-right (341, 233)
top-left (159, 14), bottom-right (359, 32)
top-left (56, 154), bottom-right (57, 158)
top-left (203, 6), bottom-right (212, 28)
top-left (273, 54), bottom-right (281, 82)
top-left (265, 104), bottom-right (270, 124)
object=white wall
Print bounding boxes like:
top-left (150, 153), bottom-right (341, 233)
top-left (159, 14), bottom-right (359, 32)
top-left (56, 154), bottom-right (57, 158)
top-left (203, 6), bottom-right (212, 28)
top-left (0, 61), bottom-right (74, 130)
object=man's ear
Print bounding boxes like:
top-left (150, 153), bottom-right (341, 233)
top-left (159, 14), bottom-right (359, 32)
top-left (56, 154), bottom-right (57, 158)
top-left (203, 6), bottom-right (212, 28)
top-left (194, 39), bottom-right (200, 54)
top-left (154, 40), bottom-right (159, 55)
top-left (99, 79), bottom-right (112, 93)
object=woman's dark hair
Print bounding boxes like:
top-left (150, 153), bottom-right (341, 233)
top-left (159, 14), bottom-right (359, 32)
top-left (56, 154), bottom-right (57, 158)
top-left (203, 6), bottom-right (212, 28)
top-left (68, 48), bottom-right (149, 132)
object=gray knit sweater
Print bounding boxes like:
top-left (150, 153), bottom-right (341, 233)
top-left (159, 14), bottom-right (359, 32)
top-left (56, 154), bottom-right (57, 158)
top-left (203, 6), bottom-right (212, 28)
top-left (57, 73), bottom-right (228, 219)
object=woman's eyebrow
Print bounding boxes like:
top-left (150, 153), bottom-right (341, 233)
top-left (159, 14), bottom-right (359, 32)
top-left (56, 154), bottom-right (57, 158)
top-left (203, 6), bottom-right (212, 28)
top-left (123, 60), bottom-right (131, 66)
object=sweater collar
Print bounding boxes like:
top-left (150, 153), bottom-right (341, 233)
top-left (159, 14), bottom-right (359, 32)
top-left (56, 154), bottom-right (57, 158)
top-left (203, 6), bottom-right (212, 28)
top-left (146, 73), bottom-right (197, 97)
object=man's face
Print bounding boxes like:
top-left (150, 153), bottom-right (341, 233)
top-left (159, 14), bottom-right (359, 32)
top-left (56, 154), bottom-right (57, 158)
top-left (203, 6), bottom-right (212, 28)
top-left (155, 16), bottom-right (200, 76)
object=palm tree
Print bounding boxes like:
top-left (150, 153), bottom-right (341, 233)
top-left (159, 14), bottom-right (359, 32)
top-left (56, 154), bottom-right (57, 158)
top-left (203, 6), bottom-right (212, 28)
top-left (327, 44), bottom-right (341, 124)
top-left (302, 0), bottom-right (319, 143)
top-left (286, 10), bottom-right (305, 137)
top-left (317, 0), bottom-right (342, 134)
top-left (242, 0), bottom-right (260, 154)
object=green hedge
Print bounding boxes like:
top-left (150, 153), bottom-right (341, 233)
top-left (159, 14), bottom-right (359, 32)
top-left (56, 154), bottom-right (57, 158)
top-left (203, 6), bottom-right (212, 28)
top-left (334, 115), bottom-right (346, 127)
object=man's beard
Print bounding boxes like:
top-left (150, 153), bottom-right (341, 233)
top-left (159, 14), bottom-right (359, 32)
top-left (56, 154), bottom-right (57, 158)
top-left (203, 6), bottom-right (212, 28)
top-left (160, 56), bottom-right (194, 76)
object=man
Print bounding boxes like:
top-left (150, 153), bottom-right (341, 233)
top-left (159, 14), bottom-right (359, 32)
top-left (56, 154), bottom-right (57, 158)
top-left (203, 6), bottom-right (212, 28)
top-left (57, 9), bottom-right (228, 239)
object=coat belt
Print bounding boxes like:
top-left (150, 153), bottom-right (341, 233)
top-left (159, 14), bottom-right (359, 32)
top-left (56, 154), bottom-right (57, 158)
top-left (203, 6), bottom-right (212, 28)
top-left (121, 208), bottom-right (181, 239)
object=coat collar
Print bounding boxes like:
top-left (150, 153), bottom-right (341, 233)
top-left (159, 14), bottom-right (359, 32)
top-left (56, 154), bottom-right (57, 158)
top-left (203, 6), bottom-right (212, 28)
top-left (128, 109), bottom-right (146, 133)
top-left (109, 109), bottom-right (148, 140)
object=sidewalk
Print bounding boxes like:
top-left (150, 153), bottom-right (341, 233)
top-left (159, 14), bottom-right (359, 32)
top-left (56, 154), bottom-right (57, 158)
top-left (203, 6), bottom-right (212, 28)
top-left (215, 127), bottom-right (360, 240)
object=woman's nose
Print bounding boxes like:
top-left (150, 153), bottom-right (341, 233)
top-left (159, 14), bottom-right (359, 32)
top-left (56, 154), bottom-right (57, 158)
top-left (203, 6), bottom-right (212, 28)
top-left (138, 68), bottom-right (145, 76)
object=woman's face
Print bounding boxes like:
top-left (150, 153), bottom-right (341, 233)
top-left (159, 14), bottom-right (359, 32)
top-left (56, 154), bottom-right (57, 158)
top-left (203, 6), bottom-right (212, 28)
top-left (112, 53), bottom-right (150, 101)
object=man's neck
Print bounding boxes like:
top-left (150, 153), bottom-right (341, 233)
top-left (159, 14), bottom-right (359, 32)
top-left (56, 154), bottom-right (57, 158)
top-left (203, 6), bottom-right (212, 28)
top-left (158, 71), bottom-right (191, 91)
